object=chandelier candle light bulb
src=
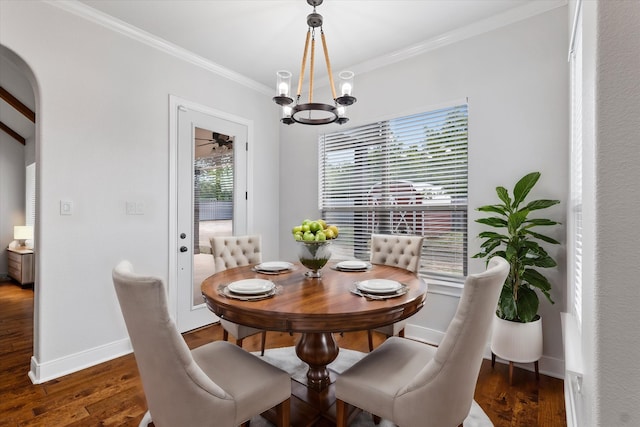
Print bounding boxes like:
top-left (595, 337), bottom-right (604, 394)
top-left (279, 82), bottom-right (289, 97)
top-left (275, 70), bottom-right (293, 102)
top-left (339, 70), bottom-right (354, 96)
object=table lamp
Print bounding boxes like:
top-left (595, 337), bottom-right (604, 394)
top-left (14, 226), bottom-right (34, 248)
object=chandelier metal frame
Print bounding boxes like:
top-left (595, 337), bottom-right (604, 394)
top-left (273, 0), bottom-right (356, 125)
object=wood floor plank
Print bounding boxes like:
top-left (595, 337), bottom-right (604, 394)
top-left (83, 385), bottom-right (147, 424)
top-left (17, 405), bottom-right (90, 427)
top-left (538, 374), bottom-right (567, 427)
top-left (0, 279), bottom-right (566, 426)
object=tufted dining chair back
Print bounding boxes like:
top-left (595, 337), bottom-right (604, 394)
top-left (210, 235), bottom-right (262, 272)
top-left (210, 235), bottom-right (267, 354)
top-left (112, 260), bottom-right (290, 427)
top-left (335, 256), bottom-right (509, 427)
top-left (370, 233), bottom-right (424, 273)
top-left (368, 233), bottom-right (425, 350)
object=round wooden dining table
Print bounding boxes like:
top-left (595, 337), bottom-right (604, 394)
top-left (201, 261), bottom-right (427, 391)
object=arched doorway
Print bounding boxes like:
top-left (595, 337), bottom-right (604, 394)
top-left (0, 44), bottom-right (40, 381)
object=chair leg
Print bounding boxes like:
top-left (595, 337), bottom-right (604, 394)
top-left (398, 328), bottom-right (405, 338)
top-left (336, 399), bottom-right (349, 427)
top-left (260, 331), bottom-right (267, 356)
top-left (275, 398), bottom-right (290, 427)
top-left (223, 329), bottom-right (229, 342)
top-left (368, 330), bottom-right (374, 352)
top-left (491, 352), bottom-right (496, 368)
top-left (236, 338), bottom-right (244, 347)
top-left (535, 360), bottom-right (540, 380)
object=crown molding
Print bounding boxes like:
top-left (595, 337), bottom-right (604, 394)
top-left (45, 0), bottom-right (566, 95)
top-left (44, 0), bottom-right (273, 96)
top-left (349, 0), bottom-right (568, 78)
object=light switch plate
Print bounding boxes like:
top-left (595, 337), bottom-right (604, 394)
top-left (60, 200), bottom-right (73, 215)
top-left (126, 201), bottom-right (144, 215)
top-left (126, 201), bottom-right (136, 215)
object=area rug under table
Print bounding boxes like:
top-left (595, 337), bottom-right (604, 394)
top-left (250, 346), bottom-right (493, 427)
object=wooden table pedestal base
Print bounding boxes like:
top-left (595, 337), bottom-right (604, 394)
top-left (295, 332), bottom-right (339, 391)
top-left (262, 376), bottom-right (361, 427)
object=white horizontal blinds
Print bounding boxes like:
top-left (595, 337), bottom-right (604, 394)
top-left (320, 104), bottom-right (468, 284)
top-left (193, 151), bottom-right (234, 253)
top-left (570, 14), bottom-right (583, 326)
top-left (195, 153), bottom-right (234, 202)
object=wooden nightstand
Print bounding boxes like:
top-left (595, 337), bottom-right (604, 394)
top-left (7, 248), bottom-right (35, 286)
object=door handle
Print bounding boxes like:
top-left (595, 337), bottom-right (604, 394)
top-left (180, 246), bottom-right (188, 253)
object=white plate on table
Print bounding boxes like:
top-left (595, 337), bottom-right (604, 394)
top-left (357, 279), bottom-right (403, 294)
top-left (255, 261), bottom-right (293, 272)
top-left (336, 260), bottom-right (370, 271)
top-left (227, 279), bottom-right (275, 295)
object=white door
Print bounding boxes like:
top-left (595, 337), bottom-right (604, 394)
top-left (171, 98), bottom-right (249, 332)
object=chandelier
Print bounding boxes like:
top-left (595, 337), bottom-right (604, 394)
top-left (273, 0), bottom-right (356, 125)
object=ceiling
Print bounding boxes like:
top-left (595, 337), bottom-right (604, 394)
top-left (0, 52), bottom-right (36, 143)
top-left (0, 0), bottom-right (565, 145)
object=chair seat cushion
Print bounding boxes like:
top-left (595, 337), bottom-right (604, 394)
top-left (192, 341), bottom-right (290, 424)
top-left (335, 337), bottom-right (437, 421)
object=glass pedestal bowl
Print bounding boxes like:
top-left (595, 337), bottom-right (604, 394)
top-left (297, 241), bottom-right (332, 278)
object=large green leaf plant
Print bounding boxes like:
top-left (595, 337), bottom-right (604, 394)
top-left (474, 172), bottom-right (560, 323)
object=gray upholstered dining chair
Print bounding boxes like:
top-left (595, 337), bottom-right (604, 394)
top-left (335, 256), bottom-right (509, 427)
top-left (112, 260), bottom-right (291, 427)
top-left (210, 235), bottom-right (267, 355)
top-left (368, 233), bottom-right (425, 351)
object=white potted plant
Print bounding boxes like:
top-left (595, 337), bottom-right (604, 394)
top-left (474, 172), bottom-right (560, 383)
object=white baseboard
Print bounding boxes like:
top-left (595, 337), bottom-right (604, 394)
top-left (405, 323), bottom-right (446, 346)
top-left (561, 312), bottom-right (583, 427)
top-left (488, 353), bottom-right (564, 379)
top-left (28, 338), bottom-right (132, 384)
top-left (407, 323), bottom-right (565, 380)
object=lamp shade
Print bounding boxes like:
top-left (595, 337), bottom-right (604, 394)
top-left (14, 226), bottom-right (34, 240)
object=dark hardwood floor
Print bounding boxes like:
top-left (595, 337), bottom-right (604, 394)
top-left (0, 279), bottom-right (566, 426)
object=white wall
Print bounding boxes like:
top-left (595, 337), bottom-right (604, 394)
top-left (578, 1), bottom-right (640, 425)
top-left (280, 7), bottom-right (569, 377)
top-left (0, 1), bottom-right (279, 382)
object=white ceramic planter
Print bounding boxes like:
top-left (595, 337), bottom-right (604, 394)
top-left (490, 315), bottom-right (543, 363)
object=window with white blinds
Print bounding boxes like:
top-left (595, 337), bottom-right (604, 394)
top-left (319, 104), bottom-right (468, 284)
top-left (569, 12), bottom-right (583, 326)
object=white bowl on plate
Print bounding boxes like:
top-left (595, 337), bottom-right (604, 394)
top-left (336, 260), bottom-right (369, 270)
top-left (227, 279), bottom-right (275, 295)
top-left (357, 279), bottom-right (402, 294)
top-left (256, 261), bottom-right (293, 272)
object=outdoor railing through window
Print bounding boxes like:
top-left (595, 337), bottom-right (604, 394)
top-left (319, 104), bottom-right (468, 285)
